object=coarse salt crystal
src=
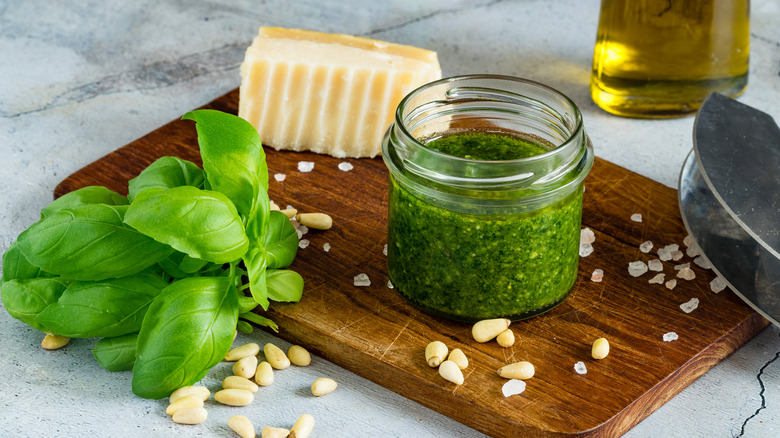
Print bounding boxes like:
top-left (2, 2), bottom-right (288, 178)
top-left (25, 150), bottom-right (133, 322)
top-left (649, 273), bottom-right (665, 284)
top-left (502, 379), bottom-right (527, 397)
top-left (354, 273), bottom-right (371, 287)
top-left (298, 161), bottom-right (315, 172)
top-left (387, 280), bottom-right (394, 289)
top-left (580, 228), bottom-right (596, 245)
top-left (639, 241), bottom-right (653, 253)
top-left (591, 269), bottom-right (604, 282)
top-left (338, 162), bottom-right (354, 172)
top-left (574, 361), bottom-right (587, 375)
top-left (710, 276), bottom-right (727, 293)
top-left (663, 332), bottom-right (679, 342)
top-left (297, 225), bottom-right (309, 236)
top-left (647, 259), bottom-right (663, 272)
top-left (674, 263), bottom-right (690, 271)
top-left (274, 173), bottom-right (286, 182)
top-left (665, 279), bottom-right (677, 290)
top-left (680, 298), bottom-right (699, 313)
top-left (579, 243), bottom-right (594, 257)
top-left (628, 261), bottom-right (648, 277)
top-left (665, 244), bottom-right (680, 252)
top-left (383, 244), bottom-right (388, 256)
top-left (286, 205), bottom-right (294, 210)
top-left (671, 250), bottom-right (684, 261)
top-left (630, 213), bottom-right (643, 222)
top-left (323, 242), bottom-right (331, 252)
top-left (683, 235), bottom-right (694, 248)
top-left (685, 246), bottom-right (700, 258)
top-left (296, 228), bottom-right (303, 239)
top-left (677, 268), bottom-right (696, 281)
top-left (657, 248), bottom-right (672, 262)
top-left (298, 239), bottom-right (310, 249)
top-left (693, 256), bottom-right (712, 270)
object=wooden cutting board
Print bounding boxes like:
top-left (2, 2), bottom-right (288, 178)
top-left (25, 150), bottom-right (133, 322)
top-left (55, 89), bottom-right (768, 437)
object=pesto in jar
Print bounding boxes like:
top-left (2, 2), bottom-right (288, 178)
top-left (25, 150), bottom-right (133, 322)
top-left (386, 132), bottom-right (583, 321)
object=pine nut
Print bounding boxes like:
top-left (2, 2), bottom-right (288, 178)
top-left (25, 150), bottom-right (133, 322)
top-left (498, 361), bottom-right (535, 380)
top-left (448, 348), bottom-right (468, 370)
top-left (296, 213), bottom-right (333, 230)
top-left (264, 343), bottom-right (290, 370)
top-left (438, 360), bottom-right (464, 385)
top-left (166, 394), bottom-right (204, 415)
top-left (471, 318), bottom-right (511, 343)
top-left (290, 414), bottom-right (315, 438)
top-left (41, 333), bottom-right (69, 350)
top-left (233, 355), bottom-right (258, 379)
top-left (311, 377), bottom-right (338, 397)
top-left (261, 427), bottom-right (290, 438)
top-left (425, 341), bottom-right (448, 367)
top-left (592, 337), bottom-right (610, 360)
top-left (171, 407), bottom-right (208, 425)
top-left (225, 343), bottom-right (261, 361)
top-left (496, 329), bottom-right (515, 348)
top-left (228, 415), bottom-right (256, 438)
top-left (281, 208), bottom-right (297, 219)
top-left (215, 388), bottom-right (254, 406)
top-left (170, 385), bottom-right (210, 403)
top-left (223, 375), bottom-right (259, 393)
top-left (288, 345), bottom-right (311, 366)
top-left (254, 361), bottom-right (274, 386)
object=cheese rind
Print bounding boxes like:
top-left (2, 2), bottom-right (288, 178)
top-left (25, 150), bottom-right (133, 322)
top-left (239, 27), bottom-right (442, 158)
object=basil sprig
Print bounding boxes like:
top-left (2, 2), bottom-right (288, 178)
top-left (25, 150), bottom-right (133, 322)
top-left (0, 109), bottom-right (304, 399)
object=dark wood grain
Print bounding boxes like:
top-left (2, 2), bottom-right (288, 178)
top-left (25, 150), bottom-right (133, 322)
top-left (55, 89), bottom-right (768, 438)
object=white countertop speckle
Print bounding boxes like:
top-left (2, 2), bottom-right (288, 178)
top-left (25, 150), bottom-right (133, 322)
top-left (1, 1), bottom-right (779, 437)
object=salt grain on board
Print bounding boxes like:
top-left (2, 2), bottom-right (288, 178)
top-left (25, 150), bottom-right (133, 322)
top-left (671, 250), bottom-right (684, 261)
top-left (630, 213), bottom-right (643, 223)
top-left (674, 263), bottom-right (690, 271)
top-left (657, 247), bottom-right (672, 262)
top-left (387, 280), bottom-right (394, 289)
top-left (663, 332), bottom-right (679, 342)
top-left (693, 256), bottom-right (712, 270)
top-left (665, 279), bottom-right (677, 290)
top-left (579, 242), bottom-right (594, 257)
top-left (298, 225), bottom-right (309, 236)
top-left (710, 276), bottom-right (727, 293)
top-left (323, 243), bottom-right (331, 252)
top-left (680, 298), bottom-right (699, 314)
top-left (685, 246), bottom-right (700, 258)
top-left (383, 244), bottom-right (388, 256)
top-left (298, 239), bottom-right (310, 249)
top-left (647, 259), bottom-right (663, 272)
top-left (274, 173), bottom-right (286, 182)
top-left (649, 273), bottom-right (665, 284)
top-left (298, 161), bottom-right (315, 172)
top-left (639, 241), bottom-right (653, 253)
top-left (580, 228), bottom-right (596, 245)
top-left (683, 235), bottom-right (694, 248)
top-left (354, 274), bottom-right (371, 287)
top-left (502, 379), bottom-right (527, 397)
top-left (338, 162), bottom-right (354, 172)
top-left (677, 268), bottom-right (696, 281)
top-left (591, 269), bottom-right (604, 282)
top-left (574, 361), bottom-right (587, 375)
top-left (628, 261), bottom-right (648, 277)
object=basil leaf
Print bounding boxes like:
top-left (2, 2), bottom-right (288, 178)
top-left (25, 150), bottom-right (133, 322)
top-left (2, 242), bottom-right (53, 284)
top-left (132, 276), bottom-right (239, 399)
top-left (16, 204), bottom-right (174, 281)
top-left (242, 245), bottom-right (269, 310)
top-left (179, 255), bottom-right (208, 274)
top-left (239, 311), bottom-right (279, 333)
top-left (0, 277), bottom-right (69, 331)
top-left (93, 334), bottom-right (137, 372)
top-left (262, 211), bottom-right (299, 269)
top-left (182, 109), bottom-right (268, 217)
top-left (124, 186), bottom-right (249, 264)
top-left (266, 269), bottom-right (304, 303)
top-left (34, 274), bottom-right (168, 338)
top-left (42, 186), bottom-right (128, 218)
top-left (127, 156), bottom-right (205, 202)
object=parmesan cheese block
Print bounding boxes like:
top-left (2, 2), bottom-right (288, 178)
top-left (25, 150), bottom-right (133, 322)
top-left (238, 27), bottom-right (442, 158)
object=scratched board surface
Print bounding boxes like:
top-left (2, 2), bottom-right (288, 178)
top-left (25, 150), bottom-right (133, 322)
top-left (55, 89), bottom-right (767, 437)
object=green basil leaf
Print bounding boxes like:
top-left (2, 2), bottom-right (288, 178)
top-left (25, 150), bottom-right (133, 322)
top-left (127, 156), bottom-right (205, 202)
top-left (236, 320), bottom-right (253, 334)
top-left (93, 334), bottom-right (137, 372)
top-left (0, 277), bottom-right (69, 331)
top-left (41, 186), bottom-right (128, 218)
top-left (262, 211), bottom-right (299, 269)
top-left (124, 186), bottom-right (249, 264)
top-left (242, 246), bottom-right (269, 310)
top-left (16, 204), bottom-right (174, 281)
top-left (266, 269), bottom-right (304, 303)
top-left (179, 255), bottom-right (208, 274)
top-left (34, 274), bottom-right (168, 338)
top-left (182, 109), bottom-right (268, 217)
top-left (2, 241), bottom-right (53, 283)
top-left (132, 276), bottom-right (239, 399)
top-left (239, 311), bottom-right (279, 333)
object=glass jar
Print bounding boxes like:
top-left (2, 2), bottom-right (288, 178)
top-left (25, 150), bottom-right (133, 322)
top-left (382, 75), bottom-right (594, 322)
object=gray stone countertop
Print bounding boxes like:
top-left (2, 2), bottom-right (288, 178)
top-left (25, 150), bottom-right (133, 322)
top-left (1, 0), bottom-right (779, 436)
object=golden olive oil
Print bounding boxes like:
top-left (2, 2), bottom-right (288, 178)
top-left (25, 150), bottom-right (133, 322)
top-left (590, 0), bottom-right (750, 118)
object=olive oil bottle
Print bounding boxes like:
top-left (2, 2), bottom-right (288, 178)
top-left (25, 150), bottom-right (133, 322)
top-left (590, 0), bottom-right (750, 118)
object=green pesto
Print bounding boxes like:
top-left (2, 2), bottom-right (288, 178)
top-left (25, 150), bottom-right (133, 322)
top-left (425, 131), bottom-right (549, 160)
top-left (387, 133), bottom-right (582, 322)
